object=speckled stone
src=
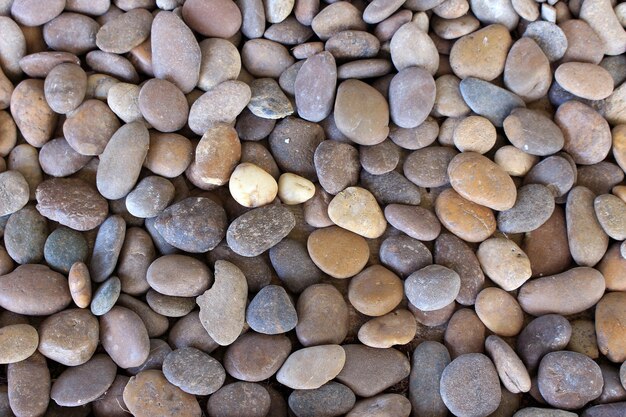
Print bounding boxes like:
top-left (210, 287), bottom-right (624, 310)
top-left (246, 285), bottom-right (297, 335)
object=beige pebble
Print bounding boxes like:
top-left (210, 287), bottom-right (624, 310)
top-left (327, 186), bottom-right (386, 239)
top-left (358, 309), bottom-right (417, 348)
top-left (68, 262), bottom-right (92, 309)
top-left (477, 238), bottom-right (532, 291)
top-left (348, 265), bottom-right (404, 317)
top-left (475, 287), bottom-right (524, 336)
top-left (555, 62), bottom-right (614, 100)
top-left (307, 226), bottom-right (370, 279)
top-left (0, 324), bottom-right (38, 364)
top-left (494, 146), bottom-right (538, 177)
top-left (229, 163), bottom-right (278, 208)
top-left (453, 116), bottom-right (497, 154)
top-left (449, 24), bottom-right (512, 81)
top-left (277, 345), bottom-right (346, 390)
top-left (278, 173), bottom-right (315, 205)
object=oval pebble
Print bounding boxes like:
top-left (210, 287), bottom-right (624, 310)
top-left (349, 265), bottom-right (404, 316)
top-left (207, 382), bottom-right (269, 417)
top-left (497, 184), bottom-right (555, 234)
top-left (389, 66), bottom-right (435, 129)
top-left (38, 309), bottom-right (99, 366)
top-left (405, 265), bottom-right (461, 311)
top-left (7, 352), bottom-right (50, 417)
top-left (409, 341), bottom-right (450, 417)
top-left (0, 324), bottom-right (38, 364)
top-left (295, 51), bottom-right (337, 123)
top-left (434, 188), bottom-right (496, 243)
top-left (147, 255), bottom-right (212, 298)
top-left (100, 306), bottom-right (150, 368)
top-left (289, 382), bottom-right (356, 417)
top-left (358, 309), bottom-right (417, 348)
top-left (163, 347), bottom-right (225, 395)
top-left (246, 285), bottom-right (297, 335)
top-left (223, 332), bottom-right (291, 382)
top-left (296, 284), bottom-right (348, 346)
top-left (503, 108), bottom-right (564, 156)
top-left (277, 345), bottom-right (346, 390)
top-left (50, 354), bottom-right (117, 407)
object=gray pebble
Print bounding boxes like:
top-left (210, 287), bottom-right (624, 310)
top-left (246, 285), bottom-right (297, 335)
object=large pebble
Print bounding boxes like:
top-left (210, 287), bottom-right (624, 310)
top-left (460, 77), bottom-right (525, 126)
top-left (91, 276), bottom-right (121, 316)
top-left (38, 138), bottom-right (91, 177)
top-left (100, 306), bottom-right (150, 368)
top-left (448, 152), bottom-right (517, 211)
top-left (145, 132), bottom-right (193, 178)
top-left (96, 8), bottom-right (152, 54)
top-left (277, 345), bottom-right (346, 389)
top-left (90, 215), bottom-right (125, 283)
top-left (125, 176), bottom-right (175, 219)
top-left (594, 194), bottom-right (626, 240)
top-left (389, 66), bottom-right (435, 129)
top-left (0, 264), bottom-right (71, 315)
top-left (183, 0), bottom-right (241, 38)
top-left (0, 324), bottom-right (38, 364)
top-left (314, 140), bottom-right (359, 195)
top-left (269, 117), bottom-right (324, 181)
top-left (295, 52), bottom-right (337, 123)
top-left (349, 265), bottom-right (403, 316)
top-left (0, 171), bottom-right (28, 216)
top-left (566, 186), bottom-right (609, 266)
top-left (503, 108), bottom-right (564, 156)
top-left (270, 238), bottom-right (323, 293)
top-left (334, 79), bottom-right (389, 146)
top-left (224, 332), bottom-right (291, 382)
top-left (196, 260), bottom-right (248, 346)
top-left (0, 16), bottom-right (26, 79)
top-left (517, 314), bottom-right (572, 372)
top-left (596, 292), bottom-right (626, 362)
top-left (289, 382), bottom-right (356, 417)
top-left (38, 309), bottom-right (99, 366)
top-left (404, 146), bottom-right (457, 188)
top-left (579, 0), bottom-right (626, 56)
top-left (226, 204), bottom-right (295, 256)
top-left (444, 308), bottom-right (486, 358)
top-left (198, 38), bottom-right (241, 91)
top-left (337, 345), bottom-right (410, 397)
top-left (476, 287), bottom-right (523, 336)
top-left (44, 63), bottom-right (87, 115)
top-left (4, 206), bottom-right (47, 265)
top-left (10, 79), bottom-right (57, 148)
top-left (503, 37), bottom-right (551, 102)
top-left (310, 2), bottom-right (366, 40)
top-left (440, 353), bottom-right (501, 417)
top-left (450, 24), bottom-right (511, 81)
top-left (151, 11), bottom-right (200, 94)
top-left (189, 123), bottom-right (241, 188)
top-left (247, 285), bottom-right (297, 335)
top-left (486, 335), bottom-right (531, 394)
top-left (390, 22), bottom-right (439, 74)
top-left (518, 267), bottom-right (606, 316)
top-left (405, 265), bottom-right (460, 311)
top-left (498, 184), bottom-right (554, 233)
top-left (538, 351), bottom-right (603, 409)
top-left (555, 101), bottom-right (611, 165)
top-left (327, 186), bottom-right (386, 238)
top-left (358, 309), bottom-right (417, 348)
top-left (44, 228), bottom-right (88, 273)
top-left (147, 255), bottom-right (212, 297)
top-left (241, 39), bottom-right (295, 78)
top-left (207, 382), bottom-right (269, 417)
top-left (7, 352), bottom-right (50, 417)
top-left (50, 354), bottom-right (117, 407)
top-left (434, 188), bottom-right (496, 243)
top-left (296, 284), bottom-right (348, 346)
top-left (555, 62), bottom-right (614, 100)
top-left (188, 81), bottom-right (251, 135)
top-left (138, 79), bottom-right (188, 133)
top-left (409, 341), bottom-right (450, 417)
top-left (123, 370), bottom-right (201, 417)
top-left (155, 197), bottom-right (227, 253)
top-left (477, 238), bottom-right (531, 291)
top-left (163, 347), bottom-right (225, 395)
top-left (64, 99), bottom-right (121, 156)
top-left (384, 204), bottom-right (440, 241)
top-left (435, 233), bottom-right (484, 305)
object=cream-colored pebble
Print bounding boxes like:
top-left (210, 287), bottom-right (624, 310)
top-left (278, 173), bottom-right (315, 205)
top-left (494, 145), bottom-right (539, 176)
top-left (229, 162), bottom-right (278, 208)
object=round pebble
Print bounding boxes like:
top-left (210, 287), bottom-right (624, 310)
top-left (477, 238), bottom-right (532, 291)
top-left (349, 265), bottom-right (404, 316)
top-left (224, 332), bottom-right (291, 382)
top-left (475, 287), bottom-right (524, 336)
top-left (43, 228), bottom-right (88, 273)
top-left (0, 323), bottom-right (38, 364)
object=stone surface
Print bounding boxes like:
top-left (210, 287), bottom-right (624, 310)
top-left (7, 352), bottom-right (50, 417)
top-left (349, 265), bottom-right (403, 316)
top-left (595, 194), bottom-right (626, 240)
top-left (295, 51), bottom-right (337, 123)
top-left (289, 382), bottom-right (356, 417)
top-left (277, 345), bottom-right (346, 390)
top-left (4, 206), bottom-right (47, 265)
top-left (596, 292), bottom-right (626, 362)
top-left (183, 0), bottom-right (242, 38)
top-left (477, 238), bottom-right (532, 291)
top-left (580, 0), bottom-right (626, 56)
top-left (0, 171), bottom-right (28, 217)
top-left (566, 186), bottom-right (610, 266)
top-left (296, 284), bottom-right (348, 346)
top-left (162, 347), bottom-right (225, 396)
top-left (497, 184), bottom-right (555, 233)
top-left (224, 332), bottom-right (291, 382)
top-left (358, 309), bottom-right (417, 348)
top-left (389, 66), bottom-right (435, 129)
top-left (147, 255), bottom-right (212, 298)
top-left (44, 228), bottom-right (88, 273)
top-left (246, 285), bottom-right (297, 335)
top-left (196, 260), bottom-right (248, 346)
top-left (434, 188), bottom-right (496, 243)
top-left (90, 276), bottom-right (121, 316)
top-left (460, 77), bottom-right (525, 126)
top-left (405, 265), bottom-right (460, 312)
top-left (10, 79), bottom-right (57, 148)
top-left (38, 309), bottom-right (99, 366)
top-left (100, 306), bottom-right (150, 369)
top-left (485, 335), bottom-right (531, 394)
top-left (476, 288), bottom-right (523, 337)
top-left (270, 239), bottom-right (323, 293)
top-left (555, 62), bottom-right (614, 100)
top-left (517, 314), bottom-right (572, 372)
top-left (0, 324), bottom-right (38, 364)
top-left (207, 382), bottom-right (270, 417)
top-left (63, 99), bottom-right (120, 156)
top-left (68, 262), bottom-right (91, 308)
top-left (50, 354), bottom-right (117, 407)
top-left (503, 108), bottom-right (564, 156)
top-left (555, 101), bottom-right (611, 165)
top-left (314, 140), bottom-right (360, 195)
top-left (327, 186), bottom-right (386, 238)
top-left (450, 24), bottom-right (511, 81)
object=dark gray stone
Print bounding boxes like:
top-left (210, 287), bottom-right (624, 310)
top-left (410, 341), bottom-right (450, 417)
top-left (44, 228), bottom-right (88, 273)
top-left (360, 170), bottom-right (421, 206)
top-left (269, 238), bottom-right (323, 293)
top-left (517, 314), bottom-right (572, 373)
top-left (498, 184), bottom-right (555, 234)
top-left (459, 77), bottom-right (525, 126)
top-left (379, 235), bottom-right (432, 278)
top-left (163, 347), bottom-right (226, 395)
top-left (246, 285), bottom-right (297, 335)
top-left (288, 382), bottom-right (355, 417)
top-left (90, 215), bottom-right (126, 283)
top-left (4, 206), bottom-right (48, 264)
top-left (90, 276), bottom-right (121, 316)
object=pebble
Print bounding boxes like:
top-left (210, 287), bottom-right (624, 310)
top-left (0, 176), bottom-right (25, 216)
top-left (498, 184), bottom-right (555, 234)
top-left (0, 264), bottom-right (71, 315)
top-left (360, 140), bottom-right (400, 175)
top-left (538, 351), bottom-right (603, 409)
top-left (519, 267), bottom-right (605, 316)
top-left (226, 204), bottom-right (295, 256)
top-left (598, 243), bottom-right (626, 291)
top-left (596, 292), bottom-right (626, 362)
top-left (7, 352), bottom-right (50, 417)
top-left (460, 77), bottom-right (525, 126)
top-left (277, 345), bottom-right (346, 389)
top-left (4, 206), bottom-right (47, 265)
top-left (270, 239), bottom-right (323, 293)
top-left (113, 229), bottom-right (153, 293)
top-left (64, 99), bottom-right (121, 156)
top-left (162, 347), bottom-right (225, 396)
top-left (349, 265), bottom-right (404, 316)
top-left (579, 0), bottom-right (626, 56)
top-left (289, 382), bottom-right (356, 417)
top-left (486, 335), bottom-right (531, 394)
top-left (337, 59), bottom-right (393, 79)
top-left (582, 403), bottom-right (626, 417)
top-left (68, 262), bottom-right (92, 308)
top-left (96, 8), bottom-right (152, 54)
top-left (476, 286), bottom-right (523, 336)
top-left (100, 306), bottom-right (150, 368)
top-left (385, 204), bottom-right (440, 241)
top-left (223, 332), bottom-right (291, 382)
top-left (278, 173), bottom-right (315, 204)
top-left (155, 197), bottom-right (227, 253)
top-left (242, 39), bottom-right (295, 78)
top-left (116, 294), bottom-right (168, 338)
top-left (295, 52), bottom-right (337, 123)
top-left (389, 66), bottom-right (435, 129)
top-left (433, 234), bottom-right (483, 305)
top-left (503, 108), bottom-right (564, 156)
top-left (0, 324), bottom-right (38, 364)
top-left (189, 123), bottom-right (242, 187)
top-left (207, 382), bottom-right (270, 417)
top-left (50, 354), bottom-right (117, 407)
top-left (567, 319), bottom-right (599, 359)
top-left (125, 176), bottom-right (175, 219)
top-left (10, 79), bottom-right (57, 148)
top-left (523, 21), bottom-right (568, 63)
top-left (452, 115), bottom-right (496, 154)
top-left (566, 186), bottom-right (609, 266)
top-left (151, 11), bottom-right (200, 94)
top-left (246, 285), bottom-right (297, 335)
top-left (310, 2), bottom-right (366, 40)
top-left (92, 375), bottom-right (129, 417)
top-left (196, 260), bottom-right (248, 346)
top-left (123, 370), bottom-right (201, 417)
top-left (360, 169), bottom-right (422, 205)
top-left (146, 291), bottom-right (195, 318)
top-left (450, 24), bottom-right (511, 81)
top-left (517, 314), bottom-right (572, 372)
top-left (144, 132), bottom-right (193, 178)
top-left (44, 228), bottom-right (88, 273)
top-left (247, 82), bottom-right (291, 121)
top-left (448, 152), bottom-right (517, 211)
top-left (169, 311), bottom-right (219, 353)
top-left (86, 50), bottom-right (139, 84)
top-left (348, 393), bottom-right (411, 417)
top-left (43, 13), bottom-right (99, 55)
top-left (138, 79), bottom-right (188, 133)
top-left (435, 188), bottom-right (496, 243)
top-left (440, 353), bottom-right (501, 417)
top-left (44, 63), bottom-right (87, 115)
top-left (405, 265), bottom-right (461, 311)
top-left (314, 140), bottom-right (360, 195)
top-left (39, 138), bottom-right (91, 177)
top-left (444, 308), bottom-right (486, 357)
top-left (358, 309), bottom-right (417, 348)
top-left (390, 22), bottom-right (439, 74)
top-left (269, 117), bottom-right (324, 181)
top-left (91, 276), bottom-right (121, 316)
top-left (0, 16), bottom-right (26, 79)
top-left (409, 341), bottom-right (450, 417)
top-left (555, 62), bottom-right (614, 100)
top-left (90, 215), bottom-right (126, 283)
top-left (594, 194), bottom-right (626, 240)
top-left (337, 345), bottom-right (410, 397)
top-left (147, 255), bottom-right (212, 297)
top-left (326, 30), bottom-right (379, 60)
top-left (578, 162), bottom-right (624, 195)
top-left (559, 20), bottom-right (604, 64)
top-left (470, 0), bottom-right (518, 29)
top-left (296, 284), bottom-right (349, 346)
top-left (327, 186), bottom-right (386, 238)
top-left (524, 155), bottom-right (575, 198)
top-left (38, 309), bottom-right (99, 366)
top-left (404, 146), bottom-right (457, 188)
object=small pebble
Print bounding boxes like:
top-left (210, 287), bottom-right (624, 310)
top-left (162, 347), bottom-right (225, 396)
top-left (246, 285), bottom-right (297, 335)
top-left (50, 354), bottom-right (117, 407)
top-left (0, 323), bottom-right (38, 364)
top-left (277, 345), bottom-right (346, 390)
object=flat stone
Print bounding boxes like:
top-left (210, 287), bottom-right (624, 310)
top-left (38, 309), bottom-right (99, 366)
top-left (360, 170), bottom-right (422, 206)
top-left (7, 352), bottom-right (50, 417)
top-left (295, 52), bottom-right (337, 123)
top-left (595, 194), bottom-right (626, 240)
top-left (269, 117), bottom-right (324, 181)
top-left (379, 234), bottom-right (432, 278)
top-left (168, 311), bottom-right (219, 353)
top-left (96, 8), bottom-right (152, 54)
top-left (242, 39), bottom-right (295, 78)
top-left (10, 79), bottom-right (57, 148)
top-left (384, 204), bottom-right (440, 241)
top-left (444, 309), bottom-right (486, 358)
top-left (163, 347), bottom-right (225, 396)
top-left (348, 393), bottom-right (411, 417)
top-left (147, 255), bottom-right (212, 298)
top-left (188, 123), bottom-right (241, 189)
top-left (289, 382), bottom-right (355, 417)
top-left (523, 21), bottom-right (568, 62)
top-left (405, 265), bottom-right (461, 311)
top-left (0, 171), bottom-right (28, 217)
top-left (277, 345), bottom-right (346, 389)
top-left (409, 341), bottom-right (450, 417)
top-left (0, 264), bottom-right (71, 315)
top-left (4, 206), bottom-right (47, 265)
top-left (326, 30), bottom-right (379, 60)
top-left (100, 306), bottom-right (150, 368)
top-left (596, 292), bottom-right (626, 362)
top-left (44, 63), bottom-right (87, 114)
top-left (155, 197), bottom-right (227, 253)
top-left (196, 260), bottom-right (248, 346)
top-left (310, 2), bottom-right (366, 40)
top-left (39, 138), bottom-right (91, 177)
top-left (560, 19), bottom-right (604, 64)
top-left (207, 242), bottom-right (272, 293)
top-left (336, 344), bottom-right (410, 397)
top-left (50, 354), bottom-right (117, 407)
top-left (389, 66), bottom-right (435, 129)
top-left (90, 215), bottom-right (125, 283)
top-left (598, 242), bottom-right (626, 291)
top-left (476, 287), bottom-right (523, 336)
top-left (470, 0), bottom-right (518, 29)
top-left (358, 309), bottom-right (417, 348)
top-left (538, 351), bottom-right (603, 409)
top-left (223, 332), bottom-right (291, 382)
top-left (246, 285), bottom-right (297, 335)
top-left (517, 314), bottom-right (572, 372)
top-left (247, 78), bottom-right (293, 120)
top-left (504, 37), bottom-right (552, 102)
top-left (123, 370), bottom-right (201, 417)
top-left (486, 335), bottom-right (531, 394)
top-left (404, 146), bottom-right (458, 188)
top-left (207, 382), bottom-right (269, 417)
top-left (146, 291), bottom-right (195, 318)
top-left (0, 324), bottom-right (38, 364)
top-left (460, 77), bottom-right (525, 126)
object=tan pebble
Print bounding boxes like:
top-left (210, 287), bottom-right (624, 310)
top-left (348, 265), bottom-right (403, 317)
top-left (511, 0), bottom-right (539, 21)
top-left (390, 22), bottom-right (439, 74)
top-left (559, 19), bottom-right (604, 64)
top-left (303, 185), bottom-right (334, 228)
top-left (579, 0), bottom-right (626, 56)
top-left (477, 238), bottom-right (531, 291)
top-left (358, 309), bottom-right (417, 348)
top-left (10, 79), bottom-right (57, 148)
top-left (68, 262), bottom-right (92, 308)
top-left (0, 16), bottom-right (26, 80)
top-left (567, 319), bottom-right (599, 359)
top-left (598, 243), bottom-right (626, 291)
top-left (503, 37), bottom-right (552, 102)
top-left (485, 335), bottom-right (531, 394)
top-left (444, 308), bottom-right (486, 357)
top-left (229, 163), bottom-right (277, 208)
top-left (310, 2), bottom-right (366, 41)
top-left (555, 62), bottom-right (614, 100)
top-left (307, 226), bottom-right (369, 279)
top-left (434, 188), bottom-right (496, 243)
top-left (613, 125), bottom-right (626, 173)
top-left (138, 78), bottom-right (189, 133)
top-left (566, 186), bottom-right (609, 266)
top-left (0, 324), bottom-right (38, 364)
top-left (63, 99), bottom-right (121, 156)
top-left (595, 292), bottom-right (626, 362)
top-left (0, 111), bottom-right (16, 157)
top-left (198, 38), bottom-right (241, 91)
top-left (277, 345), bottom-right (346, 389)
top-left (182, 0), bottom-right (242, 38)
top-left (8, 143), bottom-right (42, 200)
top-left (107, 82), bottom-right (144, 124)
top-left (241, 39), bottom-right (295, 78)
top-left (594, 194), bottom-right (626, 240)
top-left (296, 284), bottom-right (349, 347)
top-left (144, 132), bottom-right (193, 178)
top-left (278, 173), bottom-right (315, 205)
top-left (327, 186), bottom-right (386, 239)
top-left (453, 116), bottom-right (496, 154)
top-left (494, 146), bottom-right (538, 176)
top-left (190, 123), bottom-right (241, 189)
top-left (433, 74), bottom-right (471, 118)
top-left (449, 24), bottom-right (512, 81)
top-left (475, 287), bottom-right (523, 336)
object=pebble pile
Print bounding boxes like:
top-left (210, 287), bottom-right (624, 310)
top-left (0, 0), bottom-right (625, 416)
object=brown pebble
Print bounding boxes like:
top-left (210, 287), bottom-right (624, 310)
top-left (0, 324), bottom-right (38, 364)
top-left (595, 291), bottom-right (626, 362)
top-left (138, 79), bottom-right (188, 133)
top-left (486, 335), bottom-right (531, 394)
top-left (294, 51), bottom-right (337, 123)
top-left (348, 265), bottom-right (403, 317)
top-left (277, 345), bottom-right (346, 390)
top-left (100, 306), bottom-right (150, 369)
top-left (7, 352), bottom-right (50, 417)
top-left (38, 309), bottom-right (99, 366)
top-left (566, 186), bottom-right (610, 266)
top-left (477, 237), bottom-right (531, 291)
top-left (435, 188), bottom-right (496, 243)
top-left (296, 284), bottom-right (348, 346)
top-left (450, 24), bottom-right (512, 81)
top-left (242, 39), bottom-right (295, 78)
top-left (10, 79), bottom-right (57, 148)
top-left (444, 308), bottom-right (486, 358)
top-left (358, 309), bottom-right (417, 348)
top-left (567, 319), bottom-right (599, 359)
top-left (389, 66), bottom-right (436, 129)
top-left (63, 99), bottom-right (121, 156)
top-left (327, 186), bottom-right (387, 238)
top-left (475, 287), bottom-right (524, 336)
top-left (144, 132), bottom-right (193, 178)
top-left (223, 332), bottom-right (291, 382)
top-left (504, 37), bottom-right (552, 102)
